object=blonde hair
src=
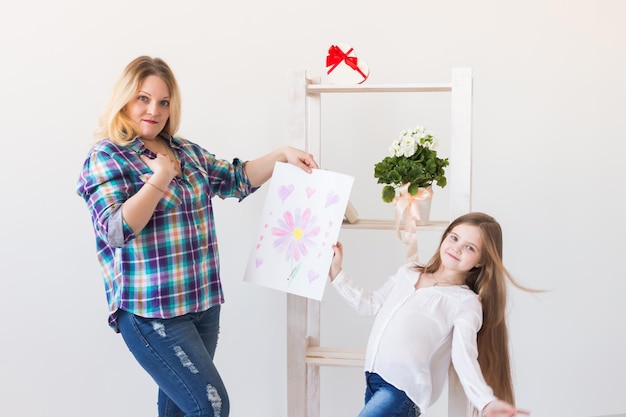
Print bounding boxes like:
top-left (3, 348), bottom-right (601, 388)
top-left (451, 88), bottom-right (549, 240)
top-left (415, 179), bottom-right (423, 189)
top-left (417, 212), bottom-right (530, 405)
top-left (94, 56), bottom-right (182, 144)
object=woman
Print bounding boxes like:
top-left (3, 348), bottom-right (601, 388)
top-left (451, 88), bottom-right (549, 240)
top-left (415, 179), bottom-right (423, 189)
top-left (76, 55), bottom-right (318, 417)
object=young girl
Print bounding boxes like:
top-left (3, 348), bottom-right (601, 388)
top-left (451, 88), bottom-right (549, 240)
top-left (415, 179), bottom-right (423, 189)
top-left (329, 212), bottom-right (530, 417)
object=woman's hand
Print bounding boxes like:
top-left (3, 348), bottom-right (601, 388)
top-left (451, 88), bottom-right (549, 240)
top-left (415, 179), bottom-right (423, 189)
top-left (120, 153), bottom-right (177, 235)
top-left (329, 242), bottom-right (344, 281)
top-left (482, 399), bottom-right (530, 417)
top-left (141, 153), bottom-right (178, 183)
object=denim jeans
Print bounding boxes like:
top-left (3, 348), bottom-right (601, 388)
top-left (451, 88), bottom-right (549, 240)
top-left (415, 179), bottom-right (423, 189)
top-left (117, 306), bottom-right (229, 417)
top-left (358, 372), bottom-right (421, 417)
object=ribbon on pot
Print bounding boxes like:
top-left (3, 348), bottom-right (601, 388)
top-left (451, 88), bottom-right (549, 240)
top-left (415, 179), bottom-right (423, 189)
top-left (392, 184), bottom-right (433, 263)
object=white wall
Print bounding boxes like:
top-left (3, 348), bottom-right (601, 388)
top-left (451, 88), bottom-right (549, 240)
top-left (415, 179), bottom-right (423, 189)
top-left (1, 1), bottom-right (625, 416)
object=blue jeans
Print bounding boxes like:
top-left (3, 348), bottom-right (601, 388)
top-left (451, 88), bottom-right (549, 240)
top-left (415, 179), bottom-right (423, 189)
top-left (358, 372), bottom-right (421, 417)
top-left (117, 306), bottom-right (229, 417)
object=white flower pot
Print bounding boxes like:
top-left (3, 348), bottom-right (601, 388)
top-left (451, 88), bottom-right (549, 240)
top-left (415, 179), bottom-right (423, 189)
top-left (414, 194), bottom-right (432, 225)
top-left (393, 185), bottom-right (433, 226)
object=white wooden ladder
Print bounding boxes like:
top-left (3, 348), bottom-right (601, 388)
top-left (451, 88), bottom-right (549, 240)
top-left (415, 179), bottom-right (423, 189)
top-left (286, 68), bottom-right (473, 417)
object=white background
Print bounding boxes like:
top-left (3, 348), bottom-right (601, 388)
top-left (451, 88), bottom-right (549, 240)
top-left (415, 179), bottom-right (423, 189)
top-left (1, 1), bottom-right (624, 417)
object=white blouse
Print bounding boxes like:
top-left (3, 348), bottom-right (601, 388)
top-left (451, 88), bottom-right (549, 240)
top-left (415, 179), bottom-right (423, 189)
top-left (331, 263), bottom-right (497, 412)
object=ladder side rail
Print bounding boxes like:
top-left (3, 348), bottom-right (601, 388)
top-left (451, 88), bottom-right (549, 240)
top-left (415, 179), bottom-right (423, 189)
top-left (448, 67), bottom-right (474, 417)
top-left (304, 75), bottom-right (323, 417)
top-left (286, 70), bottom-right (309, 417)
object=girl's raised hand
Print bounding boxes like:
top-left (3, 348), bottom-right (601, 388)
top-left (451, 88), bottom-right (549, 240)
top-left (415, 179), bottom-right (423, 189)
top-left (329, 242), bottom-right (344, 281)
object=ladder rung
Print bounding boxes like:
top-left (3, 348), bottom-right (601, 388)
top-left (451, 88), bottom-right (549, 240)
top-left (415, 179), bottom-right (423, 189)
top-left (306, 83), bottom-right (453, 94)
top-left (306, 346), bottom-right (365, 367)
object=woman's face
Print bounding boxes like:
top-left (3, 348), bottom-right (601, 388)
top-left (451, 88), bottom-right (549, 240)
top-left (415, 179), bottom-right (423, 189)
top-left (124, 75), bottom-right (170, 141)
top-left (439, 223), bottom-right (483, 273)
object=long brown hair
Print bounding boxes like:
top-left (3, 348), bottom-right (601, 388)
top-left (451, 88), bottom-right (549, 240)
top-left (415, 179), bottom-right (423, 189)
top-left (94, 56), bottom-right (182, 144)
top-left (418, 212), bottom-right (528, 405)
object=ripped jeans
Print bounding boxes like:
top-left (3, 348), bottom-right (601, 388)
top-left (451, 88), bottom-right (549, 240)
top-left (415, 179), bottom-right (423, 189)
top-left (117, 306), bottom-right (229, 417)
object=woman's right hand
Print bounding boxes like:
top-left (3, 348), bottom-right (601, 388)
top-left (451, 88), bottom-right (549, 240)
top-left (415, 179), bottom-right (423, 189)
top-left (329, 242), bottom-right (344, 281)
top-left (141, 153), bottom-right (178, 184)
top-left (121, 153), bottom-right (178, 235)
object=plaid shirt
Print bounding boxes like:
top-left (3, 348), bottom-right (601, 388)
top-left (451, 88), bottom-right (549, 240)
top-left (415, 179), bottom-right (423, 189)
top-left (76, 134), bottom-right (256, 332)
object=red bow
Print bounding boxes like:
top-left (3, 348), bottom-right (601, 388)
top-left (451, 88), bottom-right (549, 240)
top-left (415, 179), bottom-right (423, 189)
top-left (326, 45), bottom-right (367, 79)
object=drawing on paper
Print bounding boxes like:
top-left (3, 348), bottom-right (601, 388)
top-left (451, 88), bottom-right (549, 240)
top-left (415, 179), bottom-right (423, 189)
top-left (244, 162), bottom-right (354, 300)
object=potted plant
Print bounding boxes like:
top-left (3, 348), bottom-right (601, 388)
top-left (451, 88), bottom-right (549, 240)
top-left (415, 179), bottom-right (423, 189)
top-left (374, 125), bottom-right (449, 203)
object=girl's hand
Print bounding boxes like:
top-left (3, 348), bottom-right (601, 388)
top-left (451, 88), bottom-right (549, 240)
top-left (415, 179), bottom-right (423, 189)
top-left (329, 242), bottom-right (344, 281)
top-left (482, 399), bottom-right (530, 417)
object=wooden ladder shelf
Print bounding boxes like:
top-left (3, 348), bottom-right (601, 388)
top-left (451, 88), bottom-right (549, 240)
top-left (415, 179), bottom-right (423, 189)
top-left (286, 68), bottom-right (473, 417)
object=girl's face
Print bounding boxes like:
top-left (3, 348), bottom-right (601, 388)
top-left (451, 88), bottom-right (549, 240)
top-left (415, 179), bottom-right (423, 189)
top-left (440, 223), bottom-right (483, 273)
top-left (124, 75), bottom-right (170, 141)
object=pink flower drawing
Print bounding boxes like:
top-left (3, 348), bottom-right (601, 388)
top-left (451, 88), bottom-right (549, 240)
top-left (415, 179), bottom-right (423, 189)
top-left (272, 208), bottom-right (320, 262)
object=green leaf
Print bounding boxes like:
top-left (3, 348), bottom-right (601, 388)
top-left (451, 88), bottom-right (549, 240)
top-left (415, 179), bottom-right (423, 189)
top-left (390, 170), bottom-right (402, 182)
top-left (382, 186), bottom-right (396, 203)
top-left (407, 182), bottom-right (420, 196)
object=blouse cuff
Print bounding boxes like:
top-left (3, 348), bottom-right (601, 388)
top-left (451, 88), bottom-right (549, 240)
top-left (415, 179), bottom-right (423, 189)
top-left (331, 269), bottom-right (346, 285)
top-left (477, 395), bottom-right (498, 414)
